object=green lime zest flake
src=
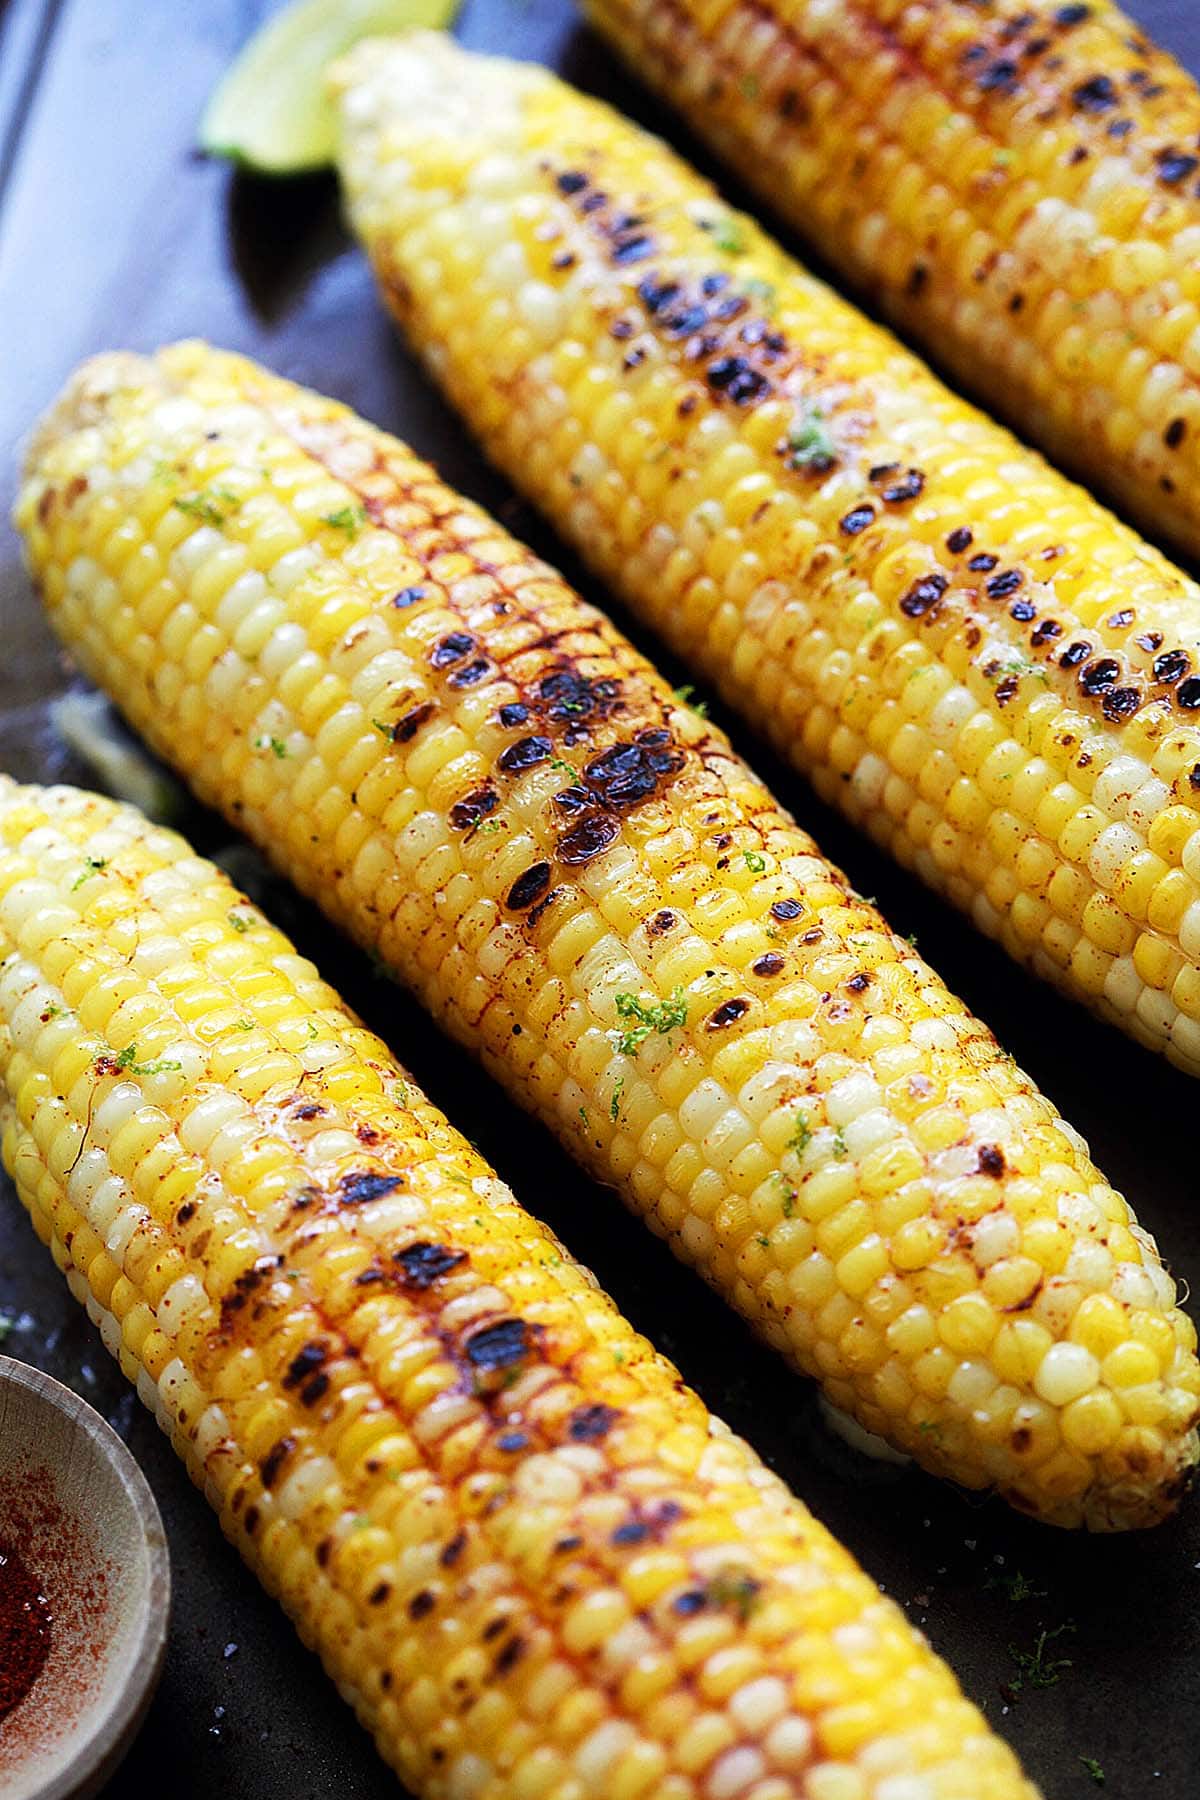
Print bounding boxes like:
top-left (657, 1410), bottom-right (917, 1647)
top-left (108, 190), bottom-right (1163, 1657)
top-left (832, 1129), bottom-right (849, 1159)
top-left (742, 275), bottom-right (777, 313)
top-left (321, 504), bottom-right (367, 536)
top-left (1078, 1757), bottom-right (1105, 1786)
top-left (254, 733), bottom-right (288, 758)
top-left (672, 683), bottom-right (708, 719)
top-left (174, 487), bottom-right (236, 526)
top-left (985, 1569), bottom-right (1046, 1603)
top-left (610, 1076), bottom-right (625, 1122)
top-left (71, 856), bottom-right (108, 891)
top-left (704, 1568), bottom-right (762, 1621)
top-left (228, 910), bottom-right (251, 933)
top-left (614, 987), bottom-right (688, 1055)
top-left (785, 405), bottom-right (837, 469)
top-left (743, 850), bottom-right (767, 873)
top-left (1007, 1623), bottom-right (1075, 1694)
top-left (990, 655), bottom-right (1048, 684)
top-left (101, 1043), bottom-right (184, 1078)
top-left (787, 1110), bottom-right (811, 1157)
top-left (701, 214), bottom-right (747, 256)
top-left (200, 0), bottom-right (463, 176)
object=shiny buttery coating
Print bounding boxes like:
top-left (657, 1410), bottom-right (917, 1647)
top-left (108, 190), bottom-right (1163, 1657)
top-left (0, 779), bottom-right (1042, 1800)
top-left (582, 0), bottom-right (1200, 561)
top-left (15, 342), bottom-right (1200, 1529)
top-left (331, 31), bottom-right (1200, 1077)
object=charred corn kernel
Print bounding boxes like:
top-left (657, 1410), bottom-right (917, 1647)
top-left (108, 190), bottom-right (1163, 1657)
top-left (334, 34), bottom-right (1200, 1078)
top-left (0, 779), bottom-right (1043, 1800)
top-left (580, 0), bottom-right (1200, 562)
top-left (17, 345), bottom-right (1200, 1530)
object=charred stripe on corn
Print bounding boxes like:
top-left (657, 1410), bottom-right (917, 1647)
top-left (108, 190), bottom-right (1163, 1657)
top-left (0, 779), bottom-right (1042, 1799)
top-left (330, 33), bottom-right (1200, 1078)
top-left (15, 342), bottom-right (1200, 1527)
top-left (581, 0), bottom-right (1200, 561)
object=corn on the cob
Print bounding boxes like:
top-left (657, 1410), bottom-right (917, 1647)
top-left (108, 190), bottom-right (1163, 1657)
top-left (582, 0), bottom-right (1200, 562)
top-left (16, 341), bottom-right (1200, 1529)
top-left (0, 778), bottom-right (1046, 1800)
top-left (332, 32), bottom-right (1200, 1077)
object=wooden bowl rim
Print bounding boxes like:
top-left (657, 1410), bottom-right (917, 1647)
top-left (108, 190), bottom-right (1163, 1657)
top-left (0, 1355), bottom-right (171, 1800)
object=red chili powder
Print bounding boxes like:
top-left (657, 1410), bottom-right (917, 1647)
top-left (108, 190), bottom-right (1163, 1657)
top-left (0, 1464), bottom-right (109, 1768)
top-left (0, 1541), bottom-right (52, 1720)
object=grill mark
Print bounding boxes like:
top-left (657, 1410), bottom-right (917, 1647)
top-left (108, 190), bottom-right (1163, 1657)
top-left (625, 0), bottom-right (1196, 357)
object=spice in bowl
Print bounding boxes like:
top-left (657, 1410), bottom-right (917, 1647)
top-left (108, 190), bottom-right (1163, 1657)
top-left (0, 1459), bottom-right (113, 1772)
top-left (0, 1539), bottom-right (52, 1722)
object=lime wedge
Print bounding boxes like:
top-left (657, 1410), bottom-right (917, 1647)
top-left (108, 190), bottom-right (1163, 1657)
top-left (200, 0), bottom-right (460, 175)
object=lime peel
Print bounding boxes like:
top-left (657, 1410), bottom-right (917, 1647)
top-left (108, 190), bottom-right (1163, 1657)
top-left (200, 0), bottom-right (460, 175)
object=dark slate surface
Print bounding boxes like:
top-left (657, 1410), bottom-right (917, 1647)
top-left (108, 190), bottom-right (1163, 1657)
top-left (0, 3), bottom-right (1197, 1794)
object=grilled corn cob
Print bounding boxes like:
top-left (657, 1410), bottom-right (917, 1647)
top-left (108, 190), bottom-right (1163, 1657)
top-left (16, 341), bottom-right (1200, 1529)
top-left (582, 0), bottom-right (1200, 561)
top-left (332, 33), bottom-right (1200, 1077)
top-left (0, 778), bottom-right (1046, 1800)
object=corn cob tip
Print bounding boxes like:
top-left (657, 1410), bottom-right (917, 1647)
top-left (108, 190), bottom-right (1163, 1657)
top-left (1036, 1427), bottom-right (1198, 1533)
top-left (328, 26), bottom-right (522, 104)
top-left (21, 350), bottom-right (165, 488)
top-left (328, 31), bottom-right (547, 171)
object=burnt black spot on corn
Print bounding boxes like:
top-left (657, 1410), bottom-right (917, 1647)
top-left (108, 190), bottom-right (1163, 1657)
top-left (338, 1171), bottom-right (404, 1207)
top-left (448, 788), bottom-right (499, 830)
top-left (566, 1402), bottom-right (621, 1441)
top-left (505, 861), bottom-right (552, 911)
top-left (283, 1342), bottom-right (329, 1388)
top-left (464, 1318), bottom-right (533, 1371)
top-left (393, 1241), bottom-right (469, 1289)
top-left (498, 735), bottom-right (552, 775)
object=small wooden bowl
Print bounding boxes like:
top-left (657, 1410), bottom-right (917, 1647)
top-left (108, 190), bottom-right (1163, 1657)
top-left (0, 1356), bottom-right (170, 1800)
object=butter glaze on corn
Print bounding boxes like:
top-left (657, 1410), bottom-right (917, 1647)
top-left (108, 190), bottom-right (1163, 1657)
top-left (16, 342), bottom-right (1200, 1529)
top-left (332, 33), bottom-right (1200, 1077)
top-left (0, 780), bottom-right (1048, 1800)
top-left (582, 0), bottom-right (1200, 560)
